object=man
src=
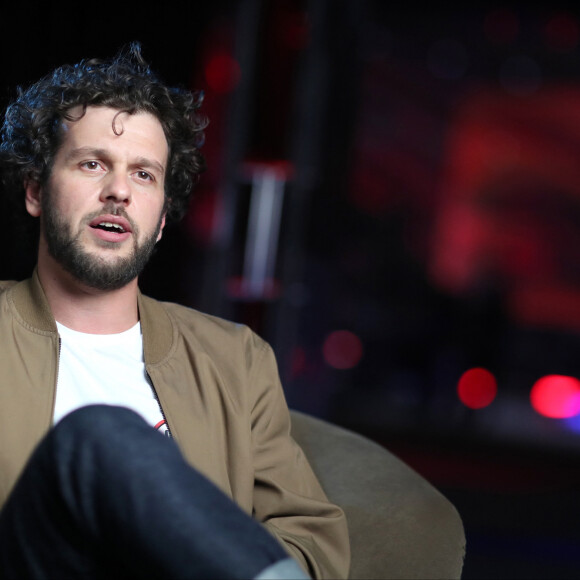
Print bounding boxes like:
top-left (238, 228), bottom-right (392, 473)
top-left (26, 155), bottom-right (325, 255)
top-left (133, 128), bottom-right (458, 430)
top-left (0, 44), bottom-right (349, 579)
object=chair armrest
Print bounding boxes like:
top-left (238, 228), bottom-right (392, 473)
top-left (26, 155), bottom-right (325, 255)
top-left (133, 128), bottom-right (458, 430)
top-left (290, 410), bottom-right (465, 580)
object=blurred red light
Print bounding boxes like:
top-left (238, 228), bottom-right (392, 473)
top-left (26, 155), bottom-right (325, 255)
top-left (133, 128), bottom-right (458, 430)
top-left (322, 330), bottom-right (363, 370)
top-left (530, 375), bottom-right (580, 419)
top-left (282, 11), bottom-right (309, 50)
top-left (457, 367), bottom-right (498, 409)
top-left (204, 53), bottom-right (241, 94)
top-left (289, 346), bottom-right (307, 379)
top-left (544, 13), bottom-right (580, 52)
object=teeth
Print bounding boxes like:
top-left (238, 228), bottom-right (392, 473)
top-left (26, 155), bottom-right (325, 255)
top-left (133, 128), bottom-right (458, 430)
top-left (99, 222), bottom-right (126, 233)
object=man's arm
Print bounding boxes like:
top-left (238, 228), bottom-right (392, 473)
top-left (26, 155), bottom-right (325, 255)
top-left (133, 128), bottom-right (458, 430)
top-left (249, 340), bottom-right (350, 580)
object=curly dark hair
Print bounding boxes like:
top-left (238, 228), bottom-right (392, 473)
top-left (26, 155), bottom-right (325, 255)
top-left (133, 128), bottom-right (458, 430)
top-left (0, 42), bottom-right (207, 231)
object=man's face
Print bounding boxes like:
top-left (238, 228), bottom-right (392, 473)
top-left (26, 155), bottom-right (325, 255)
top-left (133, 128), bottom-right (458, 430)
top-left (26, 106), bottom-right (169, 291)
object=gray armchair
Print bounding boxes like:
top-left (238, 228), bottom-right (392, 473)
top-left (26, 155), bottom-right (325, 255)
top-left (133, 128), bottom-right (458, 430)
top-left (290, 410), bottom-right (466, 579)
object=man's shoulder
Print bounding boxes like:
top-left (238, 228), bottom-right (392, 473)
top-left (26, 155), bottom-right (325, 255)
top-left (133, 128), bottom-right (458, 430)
top-left (0, 280), bottom-right (18, 295)
top-left (159, 298), bottom-right (243, 331)
top-left (149, 296), bottom-right (267, 353)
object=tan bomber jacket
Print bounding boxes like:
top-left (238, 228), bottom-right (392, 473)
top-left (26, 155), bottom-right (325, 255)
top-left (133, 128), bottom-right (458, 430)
top-left (0, 273), bottom-right (350, 579)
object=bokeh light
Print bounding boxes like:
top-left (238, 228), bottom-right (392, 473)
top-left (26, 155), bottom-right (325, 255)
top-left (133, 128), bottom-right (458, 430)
top-left (530, 375), bottom-right (580, 419)
top-left (565, 412), bottom-right (580, 434)
top-left (544, 13), bottom-right (580, 52)
top-left (322, 330), bottom-right (363, 370)
top-left (204, 52), bottom-right (241, 93)
top-left (457, 367), bottom-right (498, 409)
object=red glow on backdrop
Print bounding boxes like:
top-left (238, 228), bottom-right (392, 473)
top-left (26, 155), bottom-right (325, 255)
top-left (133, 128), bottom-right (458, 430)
top-left (322, 330), bottom-right (363, 370)
top-left (204, 52), bottom-right (241, 93)
top-left (280, 10), bottom-right (309, 50)
top-left (457, 368), bottom-right (498, 409)
top-left (184, 189), bottom-right (221, 245)
top-left (544, 13), bottom-right (580, 52)
top-left (430, 88), bottom-right (580, 332)
top-left (530, 375), bottom-right (580, 419)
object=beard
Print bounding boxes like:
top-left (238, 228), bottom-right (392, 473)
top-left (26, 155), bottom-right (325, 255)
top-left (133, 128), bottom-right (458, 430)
top-left (41, 197), bottom-right (164, 292)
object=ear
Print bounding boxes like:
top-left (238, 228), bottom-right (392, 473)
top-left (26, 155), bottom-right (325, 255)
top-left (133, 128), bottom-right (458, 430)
top-left (156, 214), bottom-right (166, 242)
top-left (24, 180), bottom-right (43, 217)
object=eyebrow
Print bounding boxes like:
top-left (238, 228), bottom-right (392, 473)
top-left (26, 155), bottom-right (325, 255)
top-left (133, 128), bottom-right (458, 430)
top-left (133, 156), bottom-right (166, 177)
top-left (65, 147), bottom-right (166, 177)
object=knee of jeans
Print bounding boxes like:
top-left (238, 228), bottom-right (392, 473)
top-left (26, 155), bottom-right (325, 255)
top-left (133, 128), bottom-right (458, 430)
top-left (53, 405), bottom-right (146, 444)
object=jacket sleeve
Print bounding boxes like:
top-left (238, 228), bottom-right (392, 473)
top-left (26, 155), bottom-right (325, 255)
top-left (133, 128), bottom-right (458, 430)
top-left (248, 339), bottom-right (350, 579)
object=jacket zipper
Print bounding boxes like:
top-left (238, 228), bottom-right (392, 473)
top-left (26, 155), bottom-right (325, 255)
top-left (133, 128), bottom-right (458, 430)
top-left (146, 369), bottom-right (173, 438)
top-left (50, 337), bottom-right (62, 424)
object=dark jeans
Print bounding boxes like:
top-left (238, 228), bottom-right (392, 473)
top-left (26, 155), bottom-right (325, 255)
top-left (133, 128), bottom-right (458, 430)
top-left (0, 405), bottom-right (306, 579)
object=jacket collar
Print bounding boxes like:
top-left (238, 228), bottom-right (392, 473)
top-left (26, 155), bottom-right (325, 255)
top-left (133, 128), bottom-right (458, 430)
top-left (137, 292), bottom-right (175, 366)
top-left (11, 269), bottom-right (174, 364)
top-left (12, 270), bottom-right (57, 333)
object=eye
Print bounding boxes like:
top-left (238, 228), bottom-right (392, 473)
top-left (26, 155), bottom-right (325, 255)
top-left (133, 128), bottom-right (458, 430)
top-left (81, 161), bottom-right (103, 171)
top-left (135, 170), bottom-right (154, 182)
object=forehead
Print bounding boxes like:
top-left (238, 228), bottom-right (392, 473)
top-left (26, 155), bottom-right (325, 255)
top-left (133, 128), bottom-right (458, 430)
top-left (57, 106), bottom-right (169, 166)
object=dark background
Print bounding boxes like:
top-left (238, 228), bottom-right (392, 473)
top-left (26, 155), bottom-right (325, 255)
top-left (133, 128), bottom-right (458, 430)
top-left (2, 2), bottom-right (580, 578)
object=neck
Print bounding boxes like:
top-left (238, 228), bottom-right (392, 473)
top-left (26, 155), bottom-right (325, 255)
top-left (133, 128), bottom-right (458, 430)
top-left (37, 252), bottom-right (140, 335)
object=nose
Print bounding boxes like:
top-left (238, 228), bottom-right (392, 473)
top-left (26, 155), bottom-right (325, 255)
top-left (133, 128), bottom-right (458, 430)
top-left (100, 171), bottom-right (131, 205)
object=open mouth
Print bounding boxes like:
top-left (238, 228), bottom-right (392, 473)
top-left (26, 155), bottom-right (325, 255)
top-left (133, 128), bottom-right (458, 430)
top-left (91, 221), bottom-right (127, 234)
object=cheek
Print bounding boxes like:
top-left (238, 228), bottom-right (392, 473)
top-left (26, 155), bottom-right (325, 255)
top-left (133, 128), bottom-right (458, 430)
top-left (50, 180), bottom-right (95, 216)
top-left (53, 197), bottom-right (82, 218)
top-left (146, 195), bottom-right (167, 224)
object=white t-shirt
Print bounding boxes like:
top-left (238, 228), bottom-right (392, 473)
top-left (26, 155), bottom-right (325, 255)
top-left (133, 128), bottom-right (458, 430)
top-left (54, 321), bottom-right (170, 436)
